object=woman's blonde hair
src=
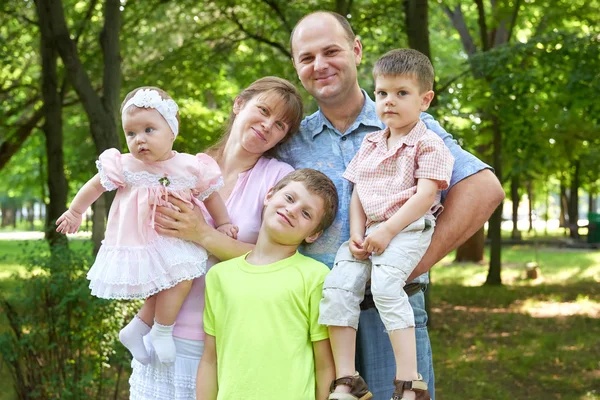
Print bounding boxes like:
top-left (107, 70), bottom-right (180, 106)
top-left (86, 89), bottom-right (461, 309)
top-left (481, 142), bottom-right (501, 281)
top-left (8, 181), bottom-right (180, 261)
top-left (207, 77), bottom-right (303, 160)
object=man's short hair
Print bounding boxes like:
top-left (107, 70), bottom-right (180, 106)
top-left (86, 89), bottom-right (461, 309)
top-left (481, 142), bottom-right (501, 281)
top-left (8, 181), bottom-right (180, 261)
top-left (373, 49), bottom-right (435, 93)
top-left (271, 169), bottom-right (339, 234)
top-left (290, 11), bottom-right (356, 57)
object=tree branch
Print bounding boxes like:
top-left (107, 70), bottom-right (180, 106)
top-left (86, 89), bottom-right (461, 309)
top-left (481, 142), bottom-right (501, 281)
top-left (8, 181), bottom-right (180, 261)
top-left (100, 0), bottom-right (121, 129)
top-left (260, 0), bottom-right (291, 33)
top-left (227, 9), bottom-right (291, 58)
top-left (73, 0), bottom-right (99, 44)
top-left (0, 107), bottom-right (44, 171)
top-left (1, 6), bottom-right (38, 26)
top-left (45, 0), bottom-right (105, 124)
top-left (507, 0), bottom-right (523, 43)
top-left (440, 3), bottom-right (478, 56)
top-left (437, 68), bottom-right (472, 93)
top-left (473, 0), bottom-right (489, 51)
top-left (1, 96), bottom-right (40, 121)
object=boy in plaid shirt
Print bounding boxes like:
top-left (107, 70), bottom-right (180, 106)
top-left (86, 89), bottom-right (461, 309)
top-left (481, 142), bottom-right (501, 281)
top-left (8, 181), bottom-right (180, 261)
top-left (319, 49), bottom-right (454, 400)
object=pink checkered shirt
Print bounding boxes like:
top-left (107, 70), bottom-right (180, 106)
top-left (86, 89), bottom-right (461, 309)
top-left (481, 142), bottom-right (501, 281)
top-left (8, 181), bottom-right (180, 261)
top-left (344, 120), bottom-right (454, 227)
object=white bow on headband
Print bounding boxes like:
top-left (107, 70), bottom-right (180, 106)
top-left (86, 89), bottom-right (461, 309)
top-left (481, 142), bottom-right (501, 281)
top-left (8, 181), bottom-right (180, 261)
top-left (122, 89), bottom-right (180, 137)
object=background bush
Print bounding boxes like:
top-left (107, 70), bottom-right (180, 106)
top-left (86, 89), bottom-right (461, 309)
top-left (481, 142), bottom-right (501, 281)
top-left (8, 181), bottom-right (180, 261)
top-left (0, 243), bottom-right (137, 399)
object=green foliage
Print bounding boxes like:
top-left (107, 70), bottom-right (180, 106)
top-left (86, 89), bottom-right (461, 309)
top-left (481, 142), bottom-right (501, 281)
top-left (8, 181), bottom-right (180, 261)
top-left (0, 242), bottom-right (135, 399)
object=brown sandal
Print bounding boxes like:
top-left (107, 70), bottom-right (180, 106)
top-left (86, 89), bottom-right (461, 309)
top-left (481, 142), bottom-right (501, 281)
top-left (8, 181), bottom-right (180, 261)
top-left (391, 374), bottom-right (431, 400)
top-left (328, 372), bottom-right (373, 400)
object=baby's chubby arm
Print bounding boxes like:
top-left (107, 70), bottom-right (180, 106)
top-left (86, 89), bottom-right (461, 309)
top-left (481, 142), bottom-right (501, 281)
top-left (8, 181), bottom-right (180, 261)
top-left (363, 178), bottom-right (438, 255)
top-left (203, 192), bottom-right (238, 239)
top-left (56, 174), bottom-right (105, 234)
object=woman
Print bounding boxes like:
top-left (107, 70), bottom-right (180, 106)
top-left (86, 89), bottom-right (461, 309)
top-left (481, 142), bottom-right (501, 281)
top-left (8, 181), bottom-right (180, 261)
top-left (128, 76), bottom-right (303, 399)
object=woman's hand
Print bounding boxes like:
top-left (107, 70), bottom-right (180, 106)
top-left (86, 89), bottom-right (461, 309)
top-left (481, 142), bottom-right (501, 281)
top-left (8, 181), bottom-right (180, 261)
top-left (154, 197), bottom-right (210, 243)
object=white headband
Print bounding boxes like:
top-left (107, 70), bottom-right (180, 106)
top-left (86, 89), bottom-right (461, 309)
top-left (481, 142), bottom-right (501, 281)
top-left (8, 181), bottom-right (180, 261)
top-left (122, 89), bottom-right (179, 137)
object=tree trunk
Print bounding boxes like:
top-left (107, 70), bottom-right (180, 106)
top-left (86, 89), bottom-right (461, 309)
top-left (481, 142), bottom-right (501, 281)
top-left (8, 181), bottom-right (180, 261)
top-left (455, 227), bottom-right (485, 262)
top-left (486, 116), bottom-right (502, 285)
top-left (527, 180), bottom-right (534, 232)
top-left (559, 179), bottom-right (568, 235)
top-left (544, 184), bottom-right (550, 236)
top-left (511, 174), bottom-right (521, 240)
top-left (36, 0), bottom-right (69, 250)
top-left (28, 202), bottom-right (35, 231)
top-left (404, 0), bottom-right (437, 107)
top-left (92, 195), bottom-right (106, 256)
top-left (44, 0), bottom-right (122, 249)
top-left (568, 160), bottom-right (580, 239)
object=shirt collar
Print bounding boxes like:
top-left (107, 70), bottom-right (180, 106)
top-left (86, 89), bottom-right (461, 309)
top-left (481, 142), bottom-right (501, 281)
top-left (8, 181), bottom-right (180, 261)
top-left (366, 120), bottom-right (428, 148)
top-left (311, 89), bottom-right (384, 139)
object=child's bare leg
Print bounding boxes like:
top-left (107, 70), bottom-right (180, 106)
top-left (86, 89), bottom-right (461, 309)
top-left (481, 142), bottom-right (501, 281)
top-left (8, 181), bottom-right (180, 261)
top-left (119, 295), bottom-right (156, 365)
top-left (148, 280), bottom-right (193, 364)
top-left (137, 294), bottom-right (156, 326)
top-left (389, 327), bottom-right (419, 400)
top-left (329, 326), bottom-right (357, 393)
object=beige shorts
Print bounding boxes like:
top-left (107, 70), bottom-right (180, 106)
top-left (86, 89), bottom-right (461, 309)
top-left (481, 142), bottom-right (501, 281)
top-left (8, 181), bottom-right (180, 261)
top-left (319, 217), bottom-right (434, 331)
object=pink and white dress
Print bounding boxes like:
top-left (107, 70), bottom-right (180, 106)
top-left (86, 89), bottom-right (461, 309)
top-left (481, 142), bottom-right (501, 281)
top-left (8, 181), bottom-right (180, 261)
top-left (87, 148), bottom-right (222, 300)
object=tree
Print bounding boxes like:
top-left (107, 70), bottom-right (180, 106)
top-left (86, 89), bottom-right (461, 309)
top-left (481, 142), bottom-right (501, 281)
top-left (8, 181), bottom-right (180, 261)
top-left (35, 0), bottom-right (69, 249)
top-left (38, 0), bottom-right (122, 252)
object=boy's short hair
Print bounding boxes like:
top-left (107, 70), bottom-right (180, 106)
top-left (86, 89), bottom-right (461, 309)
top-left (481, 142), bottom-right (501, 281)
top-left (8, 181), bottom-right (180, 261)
top-left (271, 169), bottom-right (338, 234)
top-left (372, 49), bottom-right (434, 93)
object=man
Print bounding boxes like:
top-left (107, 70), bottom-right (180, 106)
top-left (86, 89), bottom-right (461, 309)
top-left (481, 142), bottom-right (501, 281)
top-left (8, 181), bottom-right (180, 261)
top-left (277, 11), bottom-right (505, 400)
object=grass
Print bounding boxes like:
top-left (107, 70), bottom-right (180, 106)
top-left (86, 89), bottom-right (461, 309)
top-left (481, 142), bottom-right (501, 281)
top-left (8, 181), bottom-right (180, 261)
top-left (430, 247), bottom-right (600, 400)
top-left (0, 237), bottom-right (598, 400)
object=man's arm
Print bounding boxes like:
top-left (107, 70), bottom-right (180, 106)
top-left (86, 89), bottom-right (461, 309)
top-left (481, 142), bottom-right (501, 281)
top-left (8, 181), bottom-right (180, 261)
top-left (196, 334), bottom-right (218, 400)
top-left (313, 339), bottom-right (335, 400)
top-left (408, 169), bottom-right (504, 281)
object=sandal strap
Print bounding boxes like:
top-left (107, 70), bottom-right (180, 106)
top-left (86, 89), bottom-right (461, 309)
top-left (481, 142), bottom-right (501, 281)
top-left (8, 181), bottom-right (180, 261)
top-left (394, 379), bottom-right (428, 391)
top-left (329, 372), bottom-right (371, 399)
top-left (392, 374), bottom-right (429, 398)
top-left (329, 393), bottom-right (360, 400)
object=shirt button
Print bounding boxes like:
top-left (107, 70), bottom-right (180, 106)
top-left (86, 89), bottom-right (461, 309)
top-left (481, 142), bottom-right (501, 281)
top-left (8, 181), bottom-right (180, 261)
top-left (341, 136), bottom-right (347, 141)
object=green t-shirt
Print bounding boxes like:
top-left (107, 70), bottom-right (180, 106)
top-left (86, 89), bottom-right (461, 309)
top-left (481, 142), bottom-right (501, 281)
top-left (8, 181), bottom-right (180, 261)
top-left (204, 251), bottom-right (330, 400)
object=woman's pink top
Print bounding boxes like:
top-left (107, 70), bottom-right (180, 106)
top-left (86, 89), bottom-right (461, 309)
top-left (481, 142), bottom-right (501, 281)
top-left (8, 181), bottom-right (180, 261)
top-left (173, 157), bottom-right (294, 340)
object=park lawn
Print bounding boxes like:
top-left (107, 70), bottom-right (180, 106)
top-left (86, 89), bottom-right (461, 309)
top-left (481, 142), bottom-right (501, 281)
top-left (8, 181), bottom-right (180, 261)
top-left (1, 239), bottom-right (599, 400)
top-left (430, 246), bottom-right (600, 400)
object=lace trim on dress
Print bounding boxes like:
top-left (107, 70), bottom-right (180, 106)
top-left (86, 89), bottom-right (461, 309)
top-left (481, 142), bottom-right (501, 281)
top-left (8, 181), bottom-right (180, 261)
top-left (129, 341), bottom-right (200, 399)
top-left (87, 235), bottom-right (208, 300)
top-left (123, 169), bottom-right (198, 191)
top-left (195, 177), bottom-right (224, 202)
top-left (95, 160), bottom-right (118, 191)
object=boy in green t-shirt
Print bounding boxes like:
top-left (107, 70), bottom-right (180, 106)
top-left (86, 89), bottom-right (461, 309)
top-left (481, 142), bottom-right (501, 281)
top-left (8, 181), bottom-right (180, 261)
top-left (196, 169), bottom-right (339, 400)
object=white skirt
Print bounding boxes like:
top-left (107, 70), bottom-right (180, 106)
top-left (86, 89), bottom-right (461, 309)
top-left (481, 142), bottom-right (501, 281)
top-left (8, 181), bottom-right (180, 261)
top-left (129, 336), bottom-right (204, 400)
top-left (87, 235), bottom-right (208, 300)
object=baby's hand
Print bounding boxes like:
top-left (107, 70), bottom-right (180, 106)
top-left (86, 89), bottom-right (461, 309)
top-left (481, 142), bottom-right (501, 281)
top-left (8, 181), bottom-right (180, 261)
top-left (56, 209), bottom-right (83, 234)
top-left (217, 223), bottom-right (238, 239)
top-left (349, 234), bottom-right (370, 260)
top-left (363, 226), bottom-right (393, 256)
